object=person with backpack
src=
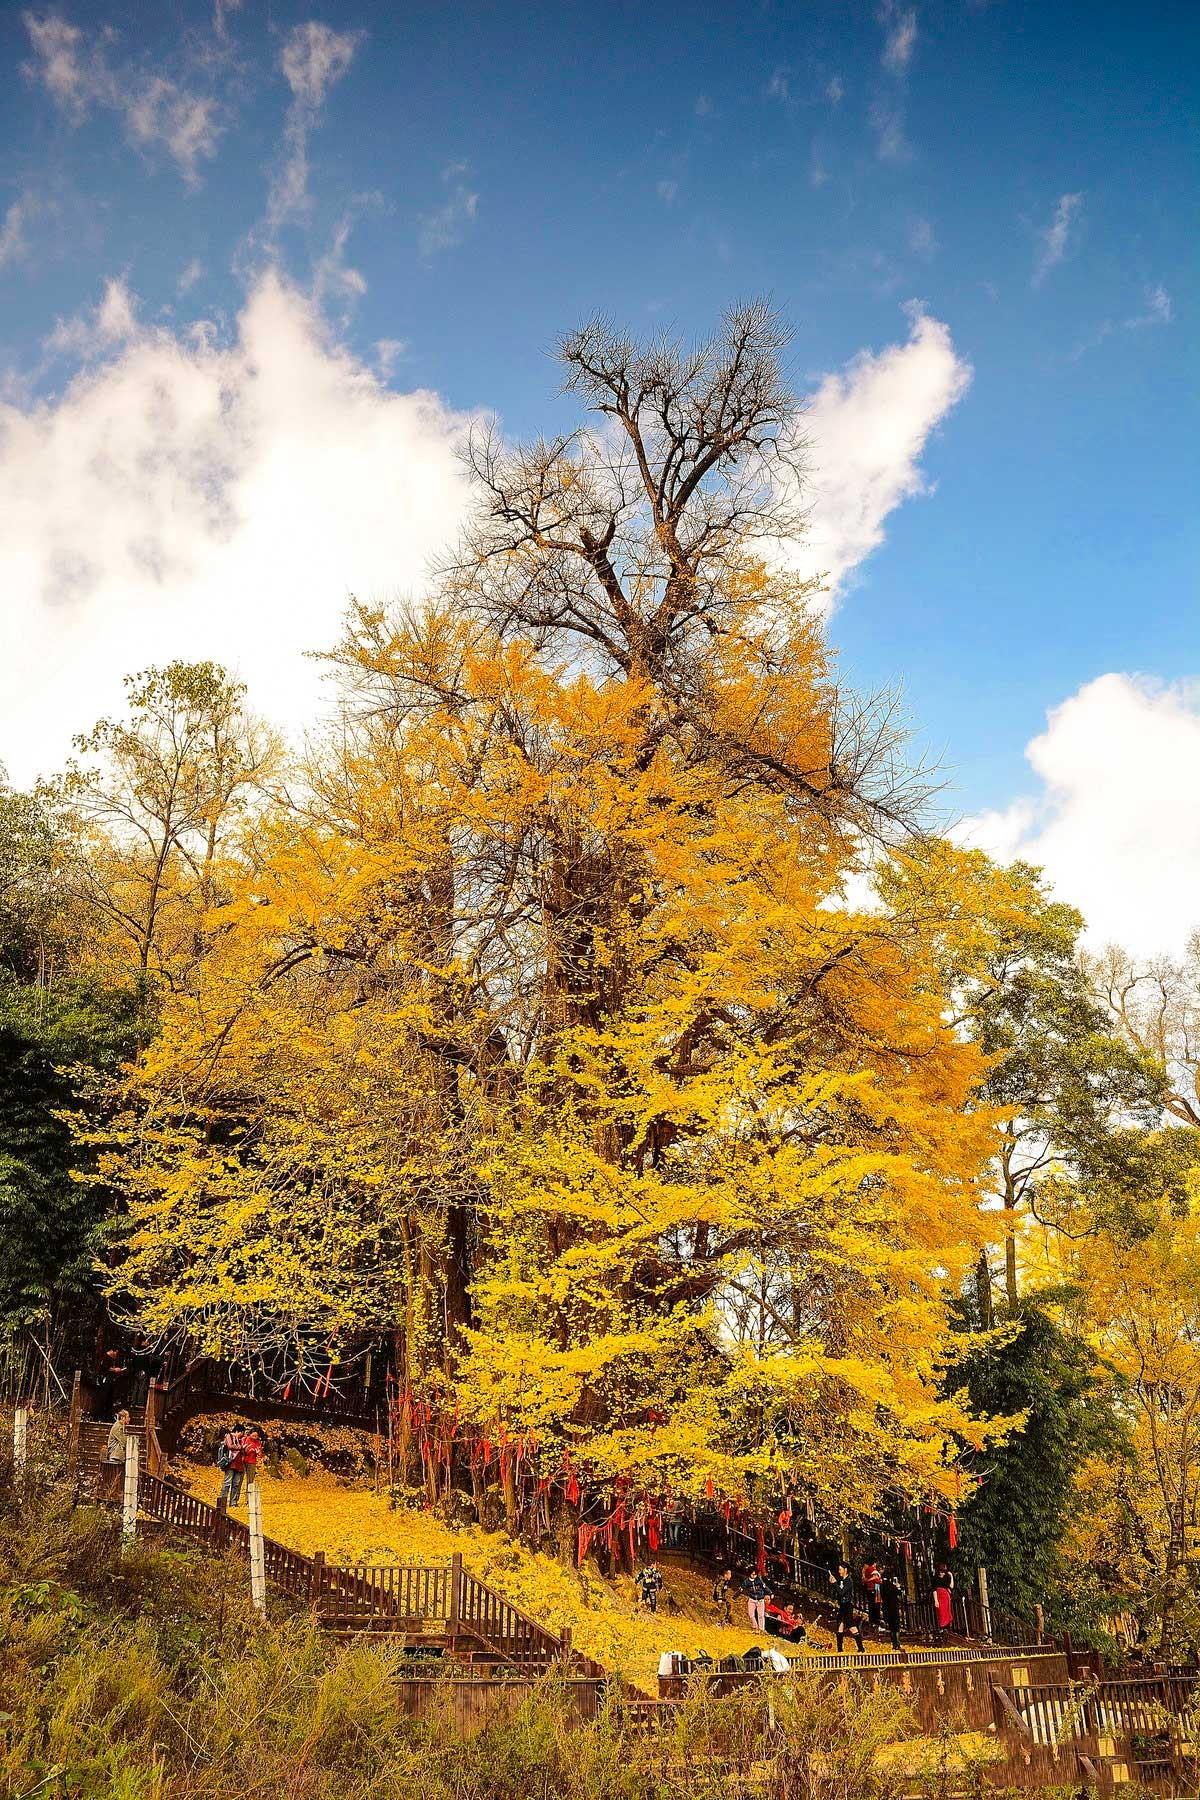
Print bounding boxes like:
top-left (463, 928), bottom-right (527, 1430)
top-left (744, 1568), bottom-right (769, 1633)
top-left (712, 1567), bottom-right (734, 1624)
top-left (217, 1424), bottom-right (244, 1506)
top-left (830, 1563), bottom-right (866, 1655)
top-left (636, 1562), bottom-right (665, 1620)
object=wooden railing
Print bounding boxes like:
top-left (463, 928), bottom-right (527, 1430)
top-left (315, 1559), bottom-right (452, 1623)
top-left (149, 1357), bottom-right (380, 1441)
top-left (138, 1471), bottom-right (317, 1600)
top-left (994, 1674), bottom-right (1200, 1779)
top-left (710, 1517), bottom-right (1045, 1648)
top-left (458, 1564), bottom-right (567, 1669)
top-left (129, 1476), bottom-right (583, 1672)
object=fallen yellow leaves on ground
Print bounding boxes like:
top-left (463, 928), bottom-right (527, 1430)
top-left (185, 1459), bottom-right (836, 1690)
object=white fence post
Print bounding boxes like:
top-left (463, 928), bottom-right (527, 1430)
top-left (122, 1432), bottom-right (140, 1545)
top-left (12, 1405), bottom-right (28, 1491)
top-left (977, 1564), bottom-right (992, 1642)
top-left (247, 1478), bottom-right (267, 1614)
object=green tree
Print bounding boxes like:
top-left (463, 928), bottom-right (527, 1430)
top-left (884, 847), bottom-right (1166, 1312)
top-left (952, 1298), bottom-right (1116, 1629)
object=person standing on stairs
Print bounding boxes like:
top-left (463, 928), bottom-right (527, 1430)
top-left (745, 1568), bottom-right (769, 1633)
top-left (712, 1567), bottom-right (734, 1624)
top-left (217, 1424), bottom-right (245, 1507)
top-left (830, 1563), bottom-right (866, 1655)
top-left (105, 1409), bottom-right (130, 1467)
top-left (881, 1568), bottom-right (905, 1653)
top-left (862, 1558), bottom-right (883, 1629)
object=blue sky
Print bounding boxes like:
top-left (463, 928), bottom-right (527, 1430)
top-left (0, 0), bottom-right (1196, 949)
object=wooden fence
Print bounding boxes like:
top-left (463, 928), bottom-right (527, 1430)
top-left (128, 1470), bottom-right (589, 1672)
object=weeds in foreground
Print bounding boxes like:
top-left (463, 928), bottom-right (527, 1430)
top-left (0, 1464), bottom-right (1162, 1798)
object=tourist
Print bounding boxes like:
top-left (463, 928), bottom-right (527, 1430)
top-left (862, 1557), bottom-right (883, 1628)
top-left (830, 1562), bottom-right (866, 1655)
top-left (636, 1563), bottom-right (663, 1613)
top-left (104, 1409), bottom-right (130, 1466)
top-left (881, 1568), bottom-right (905, 1652)
top-left (934, 1574), bottom-right (954, 1634)
top-left (712, 1566), bottom-right (734, 1624)
top-left (217, 1423), bottom-right (245, 1507)
top-left (240, 1426), bottom-right (265, 1491)
top-left (745, 1567), bottom-right (769, 1633)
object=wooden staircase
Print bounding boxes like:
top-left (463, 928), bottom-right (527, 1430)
top-left (75, 1447), bottom-right (598, 1679)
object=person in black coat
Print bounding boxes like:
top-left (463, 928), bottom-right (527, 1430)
top-left (881, 1568), bottom-right (905, 1652)
top-left (830, 1563), bottom-right (866, 1654)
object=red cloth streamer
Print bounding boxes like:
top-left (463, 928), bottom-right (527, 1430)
top-left (948, 1514), bottom-right (959, 1550)
top-left (704, 1475), bottom-right (715, 1499)
top-left (566, 1473), bottom-right (581, 1506)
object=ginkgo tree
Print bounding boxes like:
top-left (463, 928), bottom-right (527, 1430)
top-left (99, 305), bottom-right (1011, 1542)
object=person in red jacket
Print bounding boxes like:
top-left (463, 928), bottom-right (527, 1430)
top-left (239, 1426), bottom-right (264, 1489)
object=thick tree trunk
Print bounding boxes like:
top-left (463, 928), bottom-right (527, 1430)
top-left (553, 1492), bottom-right (580, 1568)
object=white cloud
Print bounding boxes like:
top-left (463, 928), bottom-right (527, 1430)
top-left (826, 76), bottom-right (845, 105)
top-left (213, 0), bottom-right (243, 39)
top-left (23, 11), bottom-right (220, 184)
top-left (656, 178), bottom-right (678, 204)
top-left (44, 276), bottom-right (140, 358)
top-left (792, 304), bottom-right (972, 601)
top-left (311, 216), bottom-right (368, 315)
top-left (0, 198), bottom-right (31, 270)
top-left (961, 675), bottom-right (1200, 957)
top-left (418, 173), bottom-right (479, 261)
top-left (765, 68), bottom-right (791, 102)
top-left (374, 338), bottom-right (408, 379)
top-left (1126, 284), bottom-right (1172, 329)
top-left (268, 22), bottom-right (361, 229)
top-left (0, 280), bottom-right (973, 786)
top-left (694, 93), bottom-right (713, 117)
top-left (177, 257), bottom-right (204, 295)
top-left (1032, 192), bottom-right (1082, 286)
top-left (280, 21), bottom-right (359, 109)
top-left (881, 5), bottom-right (918, 72)
top-left (0, 272), bottom-right (472, 785)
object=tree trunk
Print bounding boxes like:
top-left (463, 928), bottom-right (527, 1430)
top-left (1004, 1200), bottom-right (1018, 1311)
top-left (975, 1250), bottom-right (994, 1330)
top-left (552, 1492), bottom-right (580, 1568)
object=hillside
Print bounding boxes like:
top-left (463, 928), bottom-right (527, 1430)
top-left (181, 1447), bottom-right (838, 1691)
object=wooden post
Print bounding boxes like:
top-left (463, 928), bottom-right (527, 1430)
top-left (247, 1478), bottom-right (267, 1614)
top-left (67, 1370), bottom-right (82, 1469)
top-left (449, 1551), bottom-right (463, 1631)
top-left (122, 1432), bottom-right (140, 1544)
top-left (310, 1548), bottom-right (326, 1607)
top-left (12, 1405), bottom-right (28, 1490)
top-left (1034, 1602), bottom-right (1045, 1645)
top-left (977, 1565), bottom-right (992, 1641)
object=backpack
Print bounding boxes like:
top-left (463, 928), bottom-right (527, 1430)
top-left (216, 1435), bottom-right (237, 1471)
